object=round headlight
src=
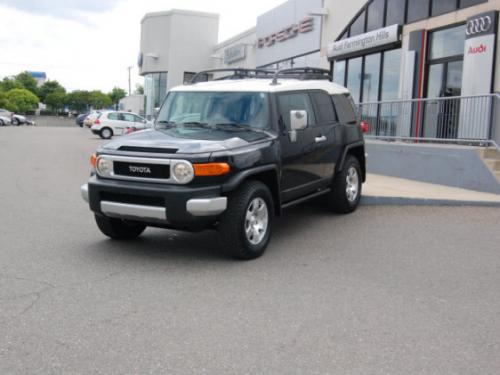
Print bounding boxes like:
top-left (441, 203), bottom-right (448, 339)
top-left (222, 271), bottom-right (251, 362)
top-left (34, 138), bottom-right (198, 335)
top-left (96, 158), bottom-right (110, 175)
top-left (172, 161), bottom-right (194, 184)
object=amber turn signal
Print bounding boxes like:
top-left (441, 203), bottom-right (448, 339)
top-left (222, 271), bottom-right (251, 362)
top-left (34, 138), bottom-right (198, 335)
top-left (90, 154), bottom-right (97, 168)
top-left (193, 163), bottom-right (230, 176)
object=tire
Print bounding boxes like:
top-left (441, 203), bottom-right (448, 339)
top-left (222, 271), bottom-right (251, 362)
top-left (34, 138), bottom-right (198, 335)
top-left (94, 214), bottom-right (146, 240)
top-left (0, 120), bottom-right (4, 126)
top-left (100, 127), bottom-right (113, 139)
top-left (327, 155), bottom-right (362, 214)
top-left (218, 181), bottom-right (274, 260)
top-left (12, 118), bottom-right (19, 126)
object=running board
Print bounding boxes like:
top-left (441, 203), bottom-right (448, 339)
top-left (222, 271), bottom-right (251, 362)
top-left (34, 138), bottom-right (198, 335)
top-left (281, 189), bottom-right (330, 209)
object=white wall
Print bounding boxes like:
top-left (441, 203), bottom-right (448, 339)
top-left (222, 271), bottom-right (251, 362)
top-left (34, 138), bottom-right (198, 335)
top-left (140, 10), bottom-right (219, 91)
top-left (212, 28), bottom-right (257, 72)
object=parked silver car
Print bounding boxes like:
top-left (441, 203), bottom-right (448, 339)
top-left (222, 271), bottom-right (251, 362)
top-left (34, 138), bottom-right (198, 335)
top-left (0, 115), bottom-right (11, 126)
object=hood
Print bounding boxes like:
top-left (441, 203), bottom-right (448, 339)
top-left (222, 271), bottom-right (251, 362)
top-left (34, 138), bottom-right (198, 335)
top-left (101, 128), bottom-right (272, 154)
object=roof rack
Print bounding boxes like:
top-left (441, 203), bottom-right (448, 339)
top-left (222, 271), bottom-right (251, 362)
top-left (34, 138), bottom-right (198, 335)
top-left (189, 69), bottom-right (274, 84)
top-left (188, 67), bottom-right (333, 85)
top-left (271, 67), bottom-right (332, 85)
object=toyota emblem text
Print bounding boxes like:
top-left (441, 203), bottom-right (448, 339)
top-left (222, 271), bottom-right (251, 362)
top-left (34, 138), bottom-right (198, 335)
top-left (129, 166), bottom-right (152, 174)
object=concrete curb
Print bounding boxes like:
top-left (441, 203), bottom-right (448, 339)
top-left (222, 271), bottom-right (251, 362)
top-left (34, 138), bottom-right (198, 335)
top-left (361, 196), bottom-right (500, 207)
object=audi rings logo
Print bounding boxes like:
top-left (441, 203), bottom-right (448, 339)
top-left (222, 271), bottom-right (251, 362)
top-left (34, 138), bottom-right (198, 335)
top-left (466, 16), bottom-right (492, 36)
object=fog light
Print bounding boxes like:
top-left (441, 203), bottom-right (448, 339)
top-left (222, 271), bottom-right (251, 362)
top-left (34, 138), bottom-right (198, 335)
top-left (172, 161), bottom-right (194, 184)
top-left (96, 158), bottom-right (110, 175)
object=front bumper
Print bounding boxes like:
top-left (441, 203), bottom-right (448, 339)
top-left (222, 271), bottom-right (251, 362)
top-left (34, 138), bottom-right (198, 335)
top-left (81, 176), bottom-right (227, 228)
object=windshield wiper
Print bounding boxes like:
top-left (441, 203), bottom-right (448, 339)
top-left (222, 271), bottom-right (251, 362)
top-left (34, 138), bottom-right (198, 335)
top-left (214, 123), bottom-right (268, 134)
top-left (156, 121), bottom-right (177, 129)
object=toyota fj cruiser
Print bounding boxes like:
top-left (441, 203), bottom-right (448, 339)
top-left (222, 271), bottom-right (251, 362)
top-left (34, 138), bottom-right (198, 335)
top-left (81, 68), bottom-right (367, 260)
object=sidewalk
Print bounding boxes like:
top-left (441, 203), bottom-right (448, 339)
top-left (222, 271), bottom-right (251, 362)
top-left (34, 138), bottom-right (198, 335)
top-left (362, 174), bottom-right (500, 206)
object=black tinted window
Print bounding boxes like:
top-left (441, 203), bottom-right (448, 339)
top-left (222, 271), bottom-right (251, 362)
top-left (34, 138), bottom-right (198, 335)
top-left (311, 92), bottom-right (338, 125)
top-left (277, 92), bottom-right (316, 129)
top-left (332, 94), bottom-right (358, 124)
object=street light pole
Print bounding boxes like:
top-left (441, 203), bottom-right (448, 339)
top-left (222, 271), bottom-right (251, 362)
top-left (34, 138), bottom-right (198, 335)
top-left (127, 66), bottom-right (134, 96)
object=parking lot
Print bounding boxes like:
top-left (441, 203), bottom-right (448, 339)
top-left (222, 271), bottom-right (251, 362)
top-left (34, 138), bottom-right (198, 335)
top-left (1, 126), bottom-right (500, 374)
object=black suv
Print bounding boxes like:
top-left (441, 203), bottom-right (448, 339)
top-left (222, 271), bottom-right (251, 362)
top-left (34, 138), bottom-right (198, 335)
top-left (81, 68), bottom-right (366, 260)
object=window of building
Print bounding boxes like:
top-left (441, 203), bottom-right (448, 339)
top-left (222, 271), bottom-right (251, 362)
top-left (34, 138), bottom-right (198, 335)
top-left (349, 10), bottom-right (366, 37)
top-left (367, 0), bottom-right (385, 31)
top-left (386, 0), bottom-right (406, 25)
top-left (184, 72), bottom-right (210, 84)
top-left (347, 57), bottom-right (362, 103)
top-left (277, 93), bottom-right (317, 129)
top-left (459, 0), bottom-right (488, 8)
top-left (381, 49), bottom-right (402, 100)
top-left (311, 92), bottom-right (338, 124)
top-left (362, 53), bottom-right (381, 102)
top-left (429, 24), bottom-right (465, 60)
top-left (431, 0), bottom-right (457, 17)
top-left (407, 0), bottom-right (430, 23)
top-left (333, 60), bottom-right (346, 86)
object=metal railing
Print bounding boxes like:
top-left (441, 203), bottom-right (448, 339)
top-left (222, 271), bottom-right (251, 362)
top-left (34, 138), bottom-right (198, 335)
top-left (358, 94), bottom-right (500, 149)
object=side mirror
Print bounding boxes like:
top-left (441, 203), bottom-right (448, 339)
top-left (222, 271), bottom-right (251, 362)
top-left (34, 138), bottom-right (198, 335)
top-left (289, 110), bottom-right (308, 142)
top-left (290, 110), bottom-right (308, 131)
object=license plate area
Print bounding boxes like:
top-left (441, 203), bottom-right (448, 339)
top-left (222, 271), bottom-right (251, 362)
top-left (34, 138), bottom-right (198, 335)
top-left (114, 161), bottom-right (170, 179)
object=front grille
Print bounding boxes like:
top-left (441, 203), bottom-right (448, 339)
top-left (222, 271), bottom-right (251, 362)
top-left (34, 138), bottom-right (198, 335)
top-left (100, 192), bottom-right (164, 207)
top-left (114, 161), bottom-right (170, 179)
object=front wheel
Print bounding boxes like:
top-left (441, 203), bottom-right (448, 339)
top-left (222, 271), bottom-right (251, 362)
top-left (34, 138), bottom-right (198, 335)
top-left (12, 118), bottom-right (19, 126)
top-left (218, 181), bottom-right (274, 260)
top-left (327, 155), bottom-right (362, 214)
top-left (100, 127), bottom-right (113, 139)
top-left (94, 214), bottom-right (146, 240)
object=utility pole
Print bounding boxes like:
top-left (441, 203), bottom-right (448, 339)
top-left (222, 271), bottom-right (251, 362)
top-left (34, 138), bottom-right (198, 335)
top-left (127, 66), bottom-right (134, 95)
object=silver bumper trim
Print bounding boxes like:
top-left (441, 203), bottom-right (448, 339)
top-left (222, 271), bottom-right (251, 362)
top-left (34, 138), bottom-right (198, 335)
top-left (100, 201), bottom-right (167, 221)
top-left (186, 197), bottom-right (227, 217)
top-left (81, 184), bottom-right (89, 203)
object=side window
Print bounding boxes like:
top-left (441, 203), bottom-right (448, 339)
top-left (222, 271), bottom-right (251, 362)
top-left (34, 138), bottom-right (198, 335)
top-left (134, 115), bottom-right (144, 122)
top-left (121, 113), bottom-right (135, 122)
top-left (331, 94), bottom-right (358, 124)
top-left (108, 113), bottom-right (119, 120)
top-left (277, 92), bottom-right (316, 130)
top-left (310, 92), bottom-right (338, 125)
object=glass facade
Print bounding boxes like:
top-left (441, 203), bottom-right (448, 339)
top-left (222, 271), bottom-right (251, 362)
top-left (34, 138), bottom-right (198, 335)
top-left (334, 49), bottom-right (401, 103)
top-left (339, 0), bottom-right (488, 39)
top-left (428, 25), bottom-right (466, 60)
top-left (144, 72), bottom-right (167, 118)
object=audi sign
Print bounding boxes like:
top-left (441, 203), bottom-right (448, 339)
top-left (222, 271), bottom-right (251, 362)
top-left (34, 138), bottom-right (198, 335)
top-left (466, 16), bottom-right (492, 37)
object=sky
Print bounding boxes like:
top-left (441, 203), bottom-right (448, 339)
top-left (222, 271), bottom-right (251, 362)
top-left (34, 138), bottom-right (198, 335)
top-left (0, 0), bottom-right (285, 93)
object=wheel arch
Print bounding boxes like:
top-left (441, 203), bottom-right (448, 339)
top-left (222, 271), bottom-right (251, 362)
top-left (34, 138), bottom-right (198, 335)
top-left (222, 165), bottom-right (282, 216)
top-left (337, 142), bottom-right (366, 182)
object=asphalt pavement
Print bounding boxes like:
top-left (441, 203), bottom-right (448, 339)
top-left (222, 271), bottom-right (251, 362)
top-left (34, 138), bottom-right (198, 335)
top-left (1, 127), bottom-right (500, 374)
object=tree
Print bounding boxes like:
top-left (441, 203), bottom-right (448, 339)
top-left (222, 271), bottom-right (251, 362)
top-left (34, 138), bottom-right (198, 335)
top-left (45, 91), bottom-right (67, 113)
top-left (108, 87), bottom-right (126, 105)
top-left (135, 84), bottom-right (144, 95)
top-left (66, 90), bottom-right (91, 112)
top-left (0, 91), bottom-right (12, 110)
top-left (39, 80), bottom-right (66, 103)
top-left (88, 90), bottom-right (112, 109)
top-left (6, 88), bottom-right (39, 113)
top-left (15, 72), bottom-right (39, 97)
top-left (0, 77), bottom-right (22, 92)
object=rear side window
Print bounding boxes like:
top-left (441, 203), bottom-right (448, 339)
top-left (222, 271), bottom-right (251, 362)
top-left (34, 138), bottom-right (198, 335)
top-left (310, 92), bottom-right (338, 125)
top-left (277, 92), bottom-right (317, 129)
top-left (108, 113), bottom-right (119, 120)
top-left (121, 113), bottom-right (135, 122)
top-left (332, 94), bottom-right (358, 124)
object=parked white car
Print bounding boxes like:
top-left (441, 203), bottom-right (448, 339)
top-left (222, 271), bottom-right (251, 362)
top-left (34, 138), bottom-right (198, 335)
top-left (0, 115), bottom-right (11, 126)
top-left (90, 111), bottom-right (151, 139)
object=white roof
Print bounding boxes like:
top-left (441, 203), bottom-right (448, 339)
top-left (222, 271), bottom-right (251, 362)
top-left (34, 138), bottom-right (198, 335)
top-left (170, 78), bottom-right (349, 95)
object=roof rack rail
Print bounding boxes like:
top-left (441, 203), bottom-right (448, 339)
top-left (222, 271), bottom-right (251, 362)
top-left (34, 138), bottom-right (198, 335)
top-left (189, 68), bottom-right (274, 84)
top-left (271, 67), bottom-right (332, 85)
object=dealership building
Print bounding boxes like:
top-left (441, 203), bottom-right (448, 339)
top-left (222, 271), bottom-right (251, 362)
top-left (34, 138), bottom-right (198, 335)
top-left (138, 0), bottom-right (500, 144)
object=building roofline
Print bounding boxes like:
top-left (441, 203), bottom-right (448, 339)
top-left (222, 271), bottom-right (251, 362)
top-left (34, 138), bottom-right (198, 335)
top-left (141, 9), bottom-right (219, 24)
top-left (214, 27), bottom-right (257, 50)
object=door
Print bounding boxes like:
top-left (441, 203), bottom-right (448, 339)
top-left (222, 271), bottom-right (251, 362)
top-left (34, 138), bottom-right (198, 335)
top-left (277, 92), bottom-right (331, 203)
top-left (120, 113), bottom-right (137, 134)
top-left (424, 61), bottom-right (463, 138)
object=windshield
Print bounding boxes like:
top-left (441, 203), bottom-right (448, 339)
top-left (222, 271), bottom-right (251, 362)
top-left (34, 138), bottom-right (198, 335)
top-left (156, 91), bottom-right (270, 130)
